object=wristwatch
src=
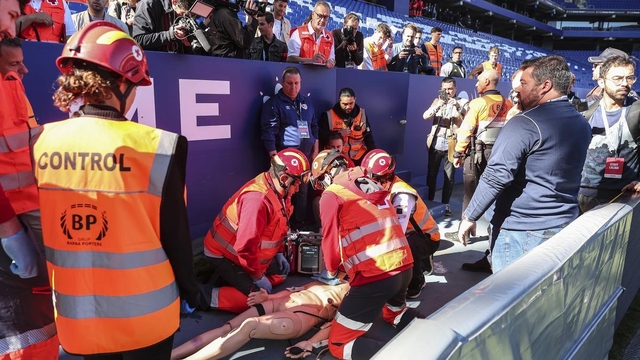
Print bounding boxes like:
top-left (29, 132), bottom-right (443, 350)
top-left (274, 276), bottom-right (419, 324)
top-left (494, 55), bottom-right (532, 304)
top-left (453, 151), bottom-right (462, 159)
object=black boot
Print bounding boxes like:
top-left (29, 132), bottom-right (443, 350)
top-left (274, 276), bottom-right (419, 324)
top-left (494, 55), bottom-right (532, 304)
top-left (461, 255), bottom-right (492, 274)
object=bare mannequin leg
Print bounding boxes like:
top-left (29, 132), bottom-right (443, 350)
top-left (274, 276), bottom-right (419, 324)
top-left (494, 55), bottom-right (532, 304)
top-left (183, 305), bottom-right (323, 360)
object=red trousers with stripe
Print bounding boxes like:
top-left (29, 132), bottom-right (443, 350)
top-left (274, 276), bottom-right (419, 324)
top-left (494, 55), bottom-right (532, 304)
top-left (328, 269), bottom-right (412, 360)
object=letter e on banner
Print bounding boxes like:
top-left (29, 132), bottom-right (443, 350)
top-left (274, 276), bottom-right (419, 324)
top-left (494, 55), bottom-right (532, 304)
top-left (179, 79), bottom-right (231, 141)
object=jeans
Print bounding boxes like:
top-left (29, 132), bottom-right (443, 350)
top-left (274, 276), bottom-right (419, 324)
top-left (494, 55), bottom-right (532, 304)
top-left (427, 148), bottom-right (455, 204)
top-left (491, 225), bottom-right (566, 273)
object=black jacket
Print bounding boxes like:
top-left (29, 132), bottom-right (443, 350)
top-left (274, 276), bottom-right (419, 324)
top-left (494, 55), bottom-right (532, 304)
top-left (209, 6), bottom-right (258, 58)
top-left (132, 0), bottom-right (195, 54)
top-left (331, 28), bottom-right (364, 68)
top-left (249, 36), bottom-right (288, 62)
top-left (388, 52), bottom-right (434, 75)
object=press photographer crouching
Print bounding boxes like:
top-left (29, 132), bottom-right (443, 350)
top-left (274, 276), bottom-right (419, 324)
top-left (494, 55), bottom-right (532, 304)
top-left (209, 0), bottom-right (264, 58)
top-left (133, 0), bottom-right (203, 54)
top-left (331, 12), bottom-right (363, 69)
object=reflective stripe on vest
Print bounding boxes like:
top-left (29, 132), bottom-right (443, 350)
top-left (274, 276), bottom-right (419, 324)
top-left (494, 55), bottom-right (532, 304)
top-left (366, 42), bottom-right (387, 71)
top-left (298, 26), bottom-right (333, 59)
top-left (0, 76), bottom-right (40, 213)
top-left (204, 173), bottom-right (289, 275)
top-left (33, 116), bottom-right (180, 355)
top-left (425, 42), bottom-right (443, 75)
top-left (328, 109), bottom-right (368, 161)
top-left (327, 167), bottom-right (413, 279)
top-left (0, 322), bottom-right (56, 355)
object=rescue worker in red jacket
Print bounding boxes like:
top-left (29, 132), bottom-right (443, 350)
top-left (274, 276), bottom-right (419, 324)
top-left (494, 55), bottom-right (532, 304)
top-left (361, 149), bottom-right (441, 300)
top-left (286, 0), bottom-right (335, 68)
top-left (310, 149), bottom-right (414, 360)
top-left (33, 22), bottom-right (201, 358)
top-left (202, 148), bottom-right (310, 313)
top-left (1, 1), bottom-right (58, 350)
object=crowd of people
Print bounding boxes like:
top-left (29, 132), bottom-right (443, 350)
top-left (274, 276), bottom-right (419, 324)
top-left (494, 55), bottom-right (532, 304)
top-left (2, 0), bottom-right (640, 358)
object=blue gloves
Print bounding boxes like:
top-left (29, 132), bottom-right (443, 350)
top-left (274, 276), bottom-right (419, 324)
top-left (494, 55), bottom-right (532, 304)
top-left (1, 229), bottom-right (38, 279)
top-left (311, 270), bottom-right (341, 286)
top-left (254, 275), bottom-right (273, 293)
top-left (180, 299), bottom-right (196, 314)
top-left (275, 252), bottom-right (290, 275)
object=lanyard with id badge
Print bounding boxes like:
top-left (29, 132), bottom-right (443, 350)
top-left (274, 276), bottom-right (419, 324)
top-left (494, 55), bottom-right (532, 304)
top-left (601, 104), bottom-right (628, 179)
top-left (296, 101), bottom-right (310, 139)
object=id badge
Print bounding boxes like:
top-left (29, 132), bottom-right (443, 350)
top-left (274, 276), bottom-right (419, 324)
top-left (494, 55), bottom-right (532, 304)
top-left (604, 157), bottom-right (624, 178)
top-left (345, 61), bottom-right (355, 69)
top-left (298, 120), bottom-right (310, 138)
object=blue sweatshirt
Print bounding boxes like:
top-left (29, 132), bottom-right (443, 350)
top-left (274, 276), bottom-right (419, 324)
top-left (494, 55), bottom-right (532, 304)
top-left (260, 90), bottom-right (319, 158)
top-left (465, 99), bottom-right (592, 231)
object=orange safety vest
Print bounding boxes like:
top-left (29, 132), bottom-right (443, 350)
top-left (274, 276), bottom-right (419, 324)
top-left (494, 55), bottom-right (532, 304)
top-left (424, 42), bottom-right (443, 76)
top-left (33, 116), bottom-right (180, 355)
top-left (0, 72), bottom-right (41, 215)
top-left (482, 61), bottom-right (502, 78)
top-left (325, 167), bottom-right (413, 280)
top-left (389, 176), bottom-right (440, 241)
top-left (364, 40), bottom-right (387, 71)
top-left (21, 0), bottom-right (66, 43)
top-left (327, 108), bottom-right (369, 161)
top-left (455, 92), bottom-right (513, 154)
top-left (204, 173), bottom-right (290, 275)
top-left (296, 25), bottom-right (333, 59)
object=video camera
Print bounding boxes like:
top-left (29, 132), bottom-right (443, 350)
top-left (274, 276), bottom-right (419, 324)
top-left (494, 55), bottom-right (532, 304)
top-left (438, 89), bottom-right (448, 102)
top-left (210, 0), bottom-right (272, 16)
top-left (342, 25), bottom-right (356, 46)
top-left (173, 0), bottom-right (216, 53)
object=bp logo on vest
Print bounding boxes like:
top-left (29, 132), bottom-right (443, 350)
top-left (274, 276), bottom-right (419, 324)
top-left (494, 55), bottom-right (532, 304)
top-left (61, 204), bottom-right (108, 245)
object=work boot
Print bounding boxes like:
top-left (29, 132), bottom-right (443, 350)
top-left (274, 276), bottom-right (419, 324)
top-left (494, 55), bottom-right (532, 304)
top-left (461, 255), bottom-right (493, 274)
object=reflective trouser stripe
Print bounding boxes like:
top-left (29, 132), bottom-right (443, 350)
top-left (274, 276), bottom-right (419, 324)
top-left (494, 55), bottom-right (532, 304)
top-left (0, 322), bottom-right (56, 355)
top-left (45, 246), bottom-right (169, 269)
top-left (329, 313), bottom-right (372, 360)
top-left (55, 281), bottom-right (178, 319)
top-left (210, 286), bottom-right (250, 314)
top-left (383, 303), bottom-right (407, 326)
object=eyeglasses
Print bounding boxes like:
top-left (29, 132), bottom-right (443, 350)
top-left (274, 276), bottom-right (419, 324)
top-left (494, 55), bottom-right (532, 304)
top-left (314, 11), bottom-right (330, 20)
top-left (605, 75), bottom-right (637, 86)
top-left (453, 52), bottom-right (463, 54)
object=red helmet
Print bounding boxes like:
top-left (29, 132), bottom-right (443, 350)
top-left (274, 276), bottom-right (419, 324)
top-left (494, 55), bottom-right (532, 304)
top-left (56, 21), bottom-right (151, 86)
top-left (271, 148), bottom-right (311, 182)
top-left (310, 149), bottom-right (349, 190)
top-left (361, 149), bottom-right (395, 179)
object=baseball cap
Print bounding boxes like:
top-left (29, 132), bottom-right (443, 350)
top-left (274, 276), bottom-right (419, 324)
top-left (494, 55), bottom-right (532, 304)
top-left (588, 47), bottom-right (628, 63)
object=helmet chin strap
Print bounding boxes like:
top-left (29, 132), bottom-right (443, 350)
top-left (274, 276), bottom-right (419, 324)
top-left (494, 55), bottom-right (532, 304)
top-left (107, 79), bottom-right (137, 115)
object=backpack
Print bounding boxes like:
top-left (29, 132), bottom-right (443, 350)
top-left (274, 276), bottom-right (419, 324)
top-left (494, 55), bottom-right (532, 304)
top-left (582, 98), bottom-right (640, 146)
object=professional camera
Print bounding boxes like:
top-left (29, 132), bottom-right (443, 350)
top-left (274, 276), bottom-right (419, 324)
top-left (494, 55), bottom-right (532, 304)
top-left (403, 44), bottom-right (416, 55)
top-left (174, 15), bottom-right (211, 53)
top-left (342, 25), bottom-right (356, 45)
top-left (438, 89), bottom-right (448, 102)
top-left (213, 0), bottom-right (272, 15)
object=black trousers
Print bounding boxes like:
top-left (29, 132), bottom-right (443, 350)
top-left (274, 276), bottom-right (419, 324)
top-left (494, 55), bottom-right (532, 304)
top-left (427, 147), bottom-right (455, 204)
top-left (406, 232), bottom-right (440, 292)
top-left (462, 148), bottom-right (493, 213)
top-left (82, 334), bottom-right (174, 360)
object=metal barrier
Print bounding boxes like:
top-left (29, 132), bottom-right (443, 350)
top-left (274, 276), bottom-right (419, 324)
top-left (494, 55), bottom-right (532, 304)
top-left (375, 195), bottom-right (640, 359)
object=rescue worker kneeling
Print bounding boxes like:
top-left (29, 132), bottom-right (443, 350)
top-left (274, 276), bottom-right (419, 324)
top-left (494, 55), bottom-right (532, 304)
top-left (310, 149), bottom-right (414, 360)
top-left (202, 148), bottom-right (310, 313)
top-left (361, 149), bottom-right (441, 299)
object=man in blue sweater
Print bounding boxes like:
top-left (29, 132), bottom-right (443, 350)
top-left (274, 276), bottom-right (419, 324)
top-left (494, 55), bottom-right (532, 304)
top-left (457, 55), bottom-right (591, 273)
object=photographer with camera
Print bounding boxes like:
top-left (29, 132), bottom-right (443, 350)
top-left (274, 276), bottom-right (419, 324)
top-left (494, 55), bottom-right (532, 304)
top-left (209, 0), bottom-right (260, 58)
top-left (319, 87), bottom-right (376, 166)
top-left (389, 24), bottom-right (434, 75)
top-left (133, 0), bottom-right (200, 53)
top-left (287, 1), bottom-right (335, 69)
top-left (330, 12), bottom-right (362, 69)
top-left (422, 77), bottom-right (468, 216)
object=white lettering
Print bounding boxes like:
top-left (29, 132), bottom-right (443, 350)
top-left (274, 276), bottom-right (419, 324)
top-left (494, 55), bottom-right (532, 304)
top-left (179, 79), bottom-right (231, 141)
